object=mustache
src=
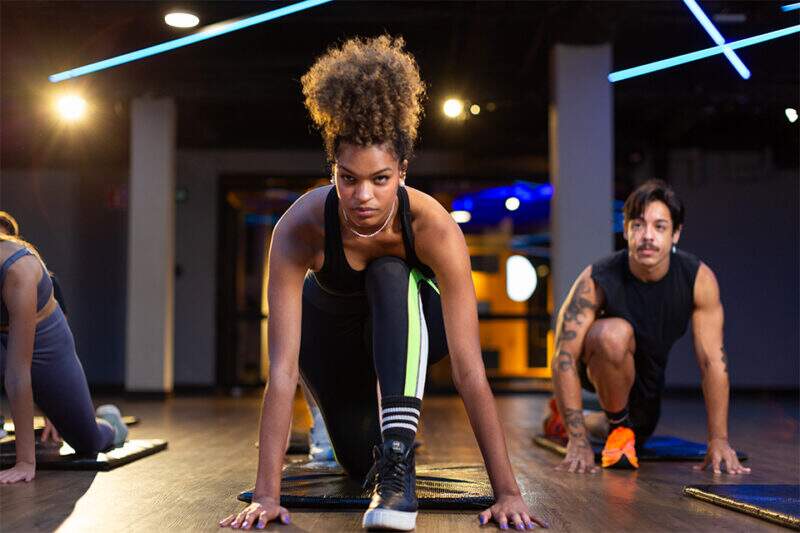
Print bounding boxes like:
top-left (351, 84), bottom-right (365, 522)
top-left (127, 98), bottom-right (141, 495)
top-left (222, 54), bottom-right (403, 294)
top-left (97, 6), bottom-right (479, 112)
top-left (637, 244), bottom-right (659, 251)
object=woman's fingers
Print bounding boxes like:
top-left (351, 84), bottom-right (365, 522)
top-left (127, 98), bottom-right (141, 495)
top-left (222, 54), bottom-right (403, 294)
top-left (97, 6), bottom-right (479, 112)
top-left (219, 514), bottom-right (236, 528)
top-left (496, 512), bottom-right (509, 530)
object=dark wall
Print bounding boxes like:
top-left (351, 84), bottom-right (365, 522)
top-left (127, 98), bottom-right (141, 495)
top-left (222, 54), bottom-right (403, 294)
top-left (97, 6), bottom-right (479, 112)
top-left (1, 168), bottom-right (128, 386)
top-left (4, 147), bottom-right (797, 390)
top-left (664, 150), bottom-right (799, 389)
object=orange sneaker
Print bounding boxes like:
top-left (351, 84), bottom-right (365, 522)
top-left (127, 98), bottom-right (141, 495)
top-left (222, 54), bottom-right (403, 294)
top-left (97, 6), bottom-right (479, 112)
top-left (601, 427), bottom-right (639, 469)
top-left (543, 398), bottom-right (567, 439)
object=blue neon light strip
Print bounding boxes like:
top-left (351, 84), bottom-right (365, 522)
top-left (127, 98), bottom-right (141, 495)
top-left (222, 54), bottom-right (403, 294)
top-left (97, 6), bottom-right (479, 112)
top-left (782, 3), bottom-right (800, 12)
top-left (609, 25), bottom-right (800, 82)
top-left (49, 0), bottom-right (334, 83)
top-left (682, 0), bottom-right (750, 79)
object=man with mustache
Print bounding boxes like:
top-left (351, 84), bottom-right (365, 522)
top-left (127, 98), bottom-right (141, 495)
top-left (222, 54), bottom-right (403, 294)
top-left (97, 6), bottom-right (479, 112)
top-left (547, 180), bottom-right (750, 475)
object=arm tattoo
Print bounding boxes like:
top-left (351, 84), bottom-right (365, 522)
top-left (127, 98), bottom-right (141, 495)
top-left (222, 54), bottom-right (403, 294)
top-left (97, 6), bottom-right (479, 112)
top-left (564, 408), bottom-right (585, 430)
top-left (564, 408), bottom-right (587, 441)
top-left (556, 350), bottom-right (576, 374)
top-left (557, 280), bottom-right (597, 344)
top-left (721, 347), bottom-right (728, 373)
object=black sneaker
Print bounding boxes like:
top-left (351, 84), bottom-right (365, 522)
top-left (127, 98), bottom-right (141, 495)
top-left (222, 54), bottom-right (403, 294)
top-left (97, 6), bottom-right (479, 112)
top-left (361, 439), bottom-right (417, 531)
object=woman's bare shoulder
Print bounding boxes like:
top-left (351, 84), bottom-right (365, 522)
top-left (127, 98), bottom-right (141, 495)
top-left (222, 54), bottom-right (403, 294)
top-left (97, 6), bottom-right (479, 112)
top-left (271, 185), bottom-right (331, 261)
top-left (0, 242), bottom-right (41, 288)
top-left (405, 186), bottom-right (456, 232)
top-left (0, 240), bottom-right (26, 266)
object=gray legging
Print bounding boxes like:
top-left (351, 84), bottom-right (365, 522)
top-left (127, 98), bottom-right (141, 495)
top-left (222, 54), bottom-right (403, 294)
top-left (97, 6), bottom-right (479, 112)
top-left (1, 303), bottom-right (115, 455)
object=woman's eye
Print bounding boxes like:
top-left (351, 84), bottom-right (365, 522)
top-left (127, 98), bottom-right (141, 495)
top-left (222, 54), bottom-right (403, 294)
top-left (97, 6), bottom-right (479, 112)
top-left (343, 175), bottom-right (356, 183)
top-left (374, 175), bottom-right (389, 183)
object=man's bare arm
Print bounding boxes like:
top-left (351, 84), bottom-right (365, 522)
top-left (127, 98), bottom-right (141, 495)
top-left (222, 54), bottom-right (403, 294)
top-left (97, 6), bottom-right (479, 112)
top-left (691, 263), bottom-right (750, 474)
top-left (551, 267), bottom-right (600, 473)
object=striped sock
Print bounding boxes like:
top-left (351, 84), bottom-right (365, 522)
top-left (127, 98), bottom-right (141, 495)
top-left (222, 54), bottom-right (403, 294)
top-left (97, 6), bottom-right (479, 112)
top-left (380, 396), bottom-right (422, 448)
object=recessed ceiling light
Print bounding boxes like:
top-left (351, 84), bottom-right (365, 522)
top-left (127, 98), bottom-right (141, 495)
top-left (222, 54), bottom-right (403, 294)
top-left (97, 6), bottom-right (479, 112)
top-left (165, 12), bottom-right (199, 28)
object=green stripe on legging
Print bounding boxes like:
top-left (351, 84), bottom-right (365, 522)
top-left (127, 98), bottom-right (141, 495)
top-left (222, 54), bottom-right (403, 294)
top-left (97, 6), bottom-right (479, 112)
top-left (425, 277), bottom-right (440, 294)
top-left (404, 269), bottom-right (425, 396)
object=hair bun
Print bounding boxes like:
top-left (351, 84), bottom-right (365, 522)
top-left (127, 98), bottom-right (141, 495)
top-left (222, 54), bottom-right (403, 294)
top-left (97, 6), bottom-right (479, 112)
top-left (301, 35), bottom-right (426, 162)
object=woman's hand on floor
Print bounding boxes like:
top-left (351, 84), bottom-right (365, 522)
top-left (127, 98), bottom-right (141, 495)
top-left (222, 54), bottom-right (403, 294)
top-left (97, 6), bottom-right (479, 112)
top-left (478, 494), bottom-right (549, 529)
top-left (41, 418), bottom-right (62, 447)
top-left (219, 496), bottom-right (290, 529)
top-left (0, 461), bottom-right (36, 484)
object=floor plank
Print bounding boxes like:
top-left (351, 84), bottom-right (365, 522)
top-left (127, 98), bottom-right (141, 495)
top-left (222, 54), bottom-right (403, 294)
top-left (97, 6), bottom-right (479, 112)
top-left (0, 392), bottom-right (797, 532)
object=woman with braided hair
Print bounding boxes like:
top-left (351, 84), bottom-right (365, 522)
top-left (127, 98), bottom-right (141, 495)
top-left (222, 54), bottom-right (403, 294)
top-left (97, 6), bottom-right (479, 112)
top-left (220, 36), bottom-right (547, 531)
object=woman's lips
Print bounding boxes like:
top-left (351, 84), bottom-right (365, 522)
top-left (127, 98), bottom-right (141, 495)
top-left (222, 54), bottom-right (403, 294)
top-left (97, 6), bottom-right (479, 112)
top-left (352, 207), bottom-right (377, 220)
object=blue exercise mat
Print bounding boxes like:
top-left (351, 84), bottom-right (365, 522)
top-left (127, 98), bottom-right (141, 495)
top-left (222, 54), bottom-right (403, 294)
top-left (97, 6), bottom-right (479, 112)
top-left (684, 484), bottom-right (800, 530)
top-left (534, 434), bottom-right (748, 461)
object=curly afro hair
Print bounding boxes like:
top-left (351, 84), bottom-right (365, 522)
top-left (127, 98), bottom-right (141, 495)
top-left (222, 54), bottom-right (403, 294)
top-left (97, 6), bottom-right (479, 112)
top-left (301, 35), bottom-right (426, 162)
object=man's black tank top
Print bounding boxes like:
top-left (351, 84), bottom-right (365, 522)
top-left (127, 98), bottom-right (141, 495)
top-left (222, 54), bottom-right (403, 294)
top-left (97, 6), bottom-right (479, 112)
top-left (307, 186), bottom-right (435, 297)
top-left (590, 249), bottom-right (701, 397)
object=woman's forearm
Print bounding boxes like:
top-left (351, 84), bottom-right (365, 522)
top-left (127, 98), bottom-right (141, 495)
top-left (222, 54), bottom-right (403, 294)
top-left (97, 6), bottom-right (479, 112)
top-left (5, 372), bottom-right (36, 464)
top-left (253, 372), bottom-right (299, 500)
top-left (455, 369), bottom-right (520, 497)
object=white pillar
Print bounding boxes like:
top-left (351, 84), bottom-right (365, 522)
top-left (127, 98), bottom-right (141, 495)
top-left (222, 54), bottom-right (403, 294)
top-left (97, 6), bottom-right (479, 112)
top-left (549, 44), bottom-right (614, 311)
top-left (125, 97), bottom-right (176, 393)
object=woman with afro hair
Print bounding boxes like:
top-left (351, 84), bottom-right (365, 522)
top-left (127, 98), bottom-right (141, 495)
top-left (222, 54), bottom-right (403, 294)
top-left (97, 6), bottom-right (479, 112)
top-left (220, 36), bottom-right (548, 531)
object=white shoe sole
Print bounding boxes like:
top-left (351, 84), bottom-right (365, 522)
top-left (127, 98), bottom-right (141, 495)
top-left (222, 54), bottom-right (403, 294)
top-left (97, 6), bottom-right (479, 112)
top-left (362, 508), bottom-right (417, 531)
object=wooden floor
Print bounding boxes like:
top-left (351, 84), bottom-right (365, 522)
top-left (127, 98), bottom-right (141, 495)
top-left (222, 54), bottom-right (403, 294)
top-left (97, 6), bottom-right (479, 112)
top-left (1, 391), bottom-right (797, 532)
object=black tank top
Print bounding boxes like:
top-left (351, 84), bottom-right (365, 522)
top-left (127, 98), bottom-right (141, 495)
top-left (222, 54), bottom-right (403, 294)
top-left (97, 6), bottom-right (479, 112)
top-left (308, 186), bottom-right (434, 296)
top-left (591, 249), bottom-right (701, 397)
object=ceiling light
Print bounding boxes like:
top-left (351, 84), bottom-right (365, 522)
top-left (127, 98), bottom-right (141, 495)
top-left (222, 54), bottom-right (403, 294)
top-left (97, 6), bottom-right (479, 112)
top-left (49, 0), bottom-right (334, 82)
top-left (165, 12), bottom-right (200, 28)
top-left (470, 104), bottom-right (481, 115)
top-left (443, 98), bottom-right (464, 118)
top-left (609, 25), bottom-right (800, 82)
top-left (786, 108), bottom-right (798, 123)
top-left (55, 94), bottom-right (87, 122)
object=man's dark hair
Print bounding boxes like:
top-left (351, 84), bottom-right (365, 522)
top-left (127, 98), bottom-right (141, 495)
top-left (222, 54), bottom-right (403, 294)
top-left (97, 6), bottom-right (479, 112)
top-left (623, 179), bottom-right (684, 232)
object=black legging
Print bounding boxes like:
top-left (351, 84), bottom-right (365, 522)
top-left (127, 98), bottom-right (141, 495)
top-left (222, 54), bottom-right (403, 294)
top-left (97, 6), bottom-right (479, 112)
top-left (299, 257), bottom-right (448, 478)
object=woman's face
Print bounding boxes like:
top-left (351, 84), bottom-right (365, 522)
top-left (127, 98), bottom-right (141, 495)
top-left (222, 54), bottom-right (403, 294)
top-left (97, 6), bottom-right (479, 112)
top-left (333, 143), bottom-right (406, 229)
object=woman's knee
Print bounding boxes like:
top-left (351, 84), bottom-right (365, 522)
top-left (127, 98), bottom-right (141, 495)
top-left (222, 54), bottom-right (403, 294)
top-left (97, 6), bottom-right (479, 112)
top-left (365, 256), bottom-right (410, 292)
top-left (585, 318), bottom-right (635, 365)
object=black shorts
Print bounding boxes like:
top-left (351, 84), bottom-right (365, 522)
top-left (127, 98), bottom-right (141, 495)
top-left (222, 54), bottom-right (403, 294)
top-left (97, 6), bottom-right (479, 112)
top-left (578, 357), bottom-right (661, 445)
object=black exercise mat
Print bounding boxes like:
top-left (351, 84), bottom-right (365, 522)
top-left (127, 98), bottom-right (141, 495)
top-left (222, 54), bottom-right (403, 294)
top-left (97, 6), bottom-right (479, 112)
top-left (534, 434), bottom-right (748, 462)
top-left (684, 484), bottom-right (800, 530)
top-left (0, 438), bottom-right (167, 471)
top-left (238, 461), bottom-right (495, 509)
top-left (4, 415), bottom-right (140, 434)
